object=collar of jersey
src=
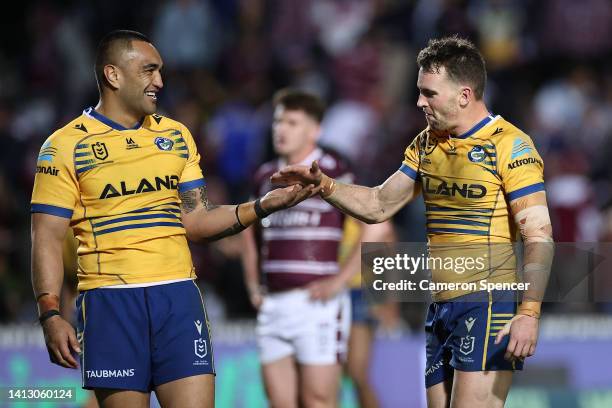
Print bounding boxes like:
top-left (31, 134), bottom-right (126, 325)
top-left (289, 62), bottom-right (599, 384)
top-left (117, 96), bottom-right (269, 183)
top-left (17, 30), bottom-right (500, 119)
top-left (84, 107), bottom-right (144, 131)
top-left (452, 114), bottom-right (496, 139)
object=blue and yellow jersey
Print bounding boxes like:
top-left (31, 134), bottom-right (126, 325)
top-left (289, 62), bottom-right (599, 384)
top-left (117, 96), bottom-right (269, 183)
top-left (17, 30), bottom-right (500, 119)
top-left (31, 108), bottom-right (204, 291)
top-left (400, 115), bottom-right (545, 300)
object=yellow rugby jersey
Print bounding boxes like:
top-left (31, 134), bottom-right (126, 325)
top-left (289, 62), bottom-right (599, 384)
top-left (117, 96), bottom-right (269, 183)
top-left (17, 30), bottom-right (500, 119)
top-left (400, 115), bottom-right (545, 300)
top-left (31, 107), bottom-right (204, 290)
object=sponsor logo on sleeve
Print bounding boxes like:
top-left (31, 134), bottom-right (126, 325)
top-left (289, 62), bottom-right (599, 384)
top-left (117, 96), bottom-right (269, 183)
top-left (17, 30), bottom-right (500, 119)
top-left (508, 138), bottom-right (542, 169)
top-left (38, 141), bottom-right (56, 163)
top-left (510, 138), bottom-right (533, 160)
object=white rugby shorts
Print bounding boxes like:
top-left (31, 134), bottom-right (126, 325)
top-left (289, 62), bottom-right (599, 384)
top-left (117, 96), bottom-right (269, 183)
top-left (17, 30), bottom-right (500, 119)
top-left (256, 288), bottom-right (351, 365)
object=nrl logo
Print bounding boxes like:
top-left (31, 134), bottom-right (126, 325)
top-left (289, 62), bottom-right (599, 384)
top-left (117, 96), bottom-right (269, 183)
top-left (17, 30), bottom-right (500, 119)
top-left (194, 338), bottom-right (208, 358)
top-left (92, 142), bottom-right (109, 160)
top-left (459, 335), bottom-right (475, 355)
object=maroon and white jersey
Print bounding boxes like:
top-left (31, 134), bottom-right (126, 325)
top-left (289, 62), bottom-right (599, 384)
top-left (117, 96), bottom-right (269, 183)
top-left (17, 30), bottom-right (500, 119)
top-left (253, 148), bottom-right (354, 292)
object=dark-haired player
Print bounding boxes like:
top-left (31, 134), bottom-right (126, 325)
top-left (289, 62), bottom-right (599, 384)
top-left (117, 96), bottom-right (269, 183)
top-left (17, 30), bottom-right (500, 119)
top-left (31, 30), bottom-right (316, 408)
top-left (242, 88), bottom-right (367, 408)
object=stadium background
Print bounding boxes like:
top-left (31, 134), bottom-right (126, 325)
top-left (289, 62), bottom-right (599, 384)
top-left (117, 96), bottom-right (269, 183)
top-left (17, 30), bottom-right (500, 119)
top-left (1, 0), bottom-right (612, 407)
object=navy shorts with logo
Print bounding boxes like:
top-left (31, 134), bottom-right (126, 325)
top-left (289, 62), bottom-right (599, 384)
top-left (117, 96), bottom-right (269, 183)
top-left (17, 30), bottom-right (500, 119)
top-left (76, 280), bottom-right (215, 391)
top-left (424, 290), bottom-right (522, 388)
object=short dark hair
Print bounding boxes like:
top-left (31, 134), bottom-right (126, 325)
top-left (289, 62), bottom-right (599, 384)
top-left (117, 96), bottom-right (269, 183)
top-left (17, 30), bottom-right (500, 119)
top-left (95, 30), bottom-right (151, 93)
top-left (416, 36), bottom-right (486, 100)
top-left (273, 89), bottom-right (325, 123)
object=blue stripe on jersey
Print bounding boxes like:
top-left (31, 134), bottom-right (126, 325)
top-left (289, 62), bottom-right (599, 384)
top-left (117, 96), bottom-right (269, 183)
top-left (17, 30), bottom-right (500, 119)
top-left (507, 182), bottom-right (545, 201)
top-left (178, 178), bottom-right (205, 192)
top-left (76, 165), bottom-right (96, 174)
top-left (75, 160), bottom-right (94, 166)
top-left (179, 154), bottom-right (189, 159)
top-left (75, 152), bottom-right (92, 157)
top-left (427, 205), bottom-right (493, 213)
top-left (427, 227), bottom-right (489, 236)
top-left (427, 219), bottom-right (489, 227)
top-left (176, 146), bottom-right (188, 150)
top-left (76, 144), bottom-right (88, 149)
top-left (31, 204), bottom-right (74, 218)
top-left (95, 221), bottom-right (184, 236)
top-left (399, 164), bottom-right (418, 180)
top-left (438, 213), bottom-right (491, 219)
top-left (92, 213), bottom-right (179, 228)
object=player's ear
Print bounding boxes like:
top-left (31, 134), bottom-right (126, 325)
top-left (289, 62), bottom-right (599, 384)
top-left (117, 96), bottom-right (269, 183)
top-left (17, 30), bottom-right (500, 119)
top-left (103, 64), bottom-right (121, 90)
top-left (458, 86), bottom-right (472, 108)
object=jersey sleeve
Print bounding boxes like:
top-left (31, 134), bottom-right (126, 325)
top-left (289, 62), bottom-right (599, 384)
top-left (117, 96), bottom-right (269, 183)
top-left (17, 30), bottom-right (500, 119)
top-left (177, 125), bottom-right (205, 193)
top-left (497, 133), bottom-right (545, 201)
top-left (399, 134), bottom-right (421, 180)
top-left (31, 134), bottom-right (79, 218)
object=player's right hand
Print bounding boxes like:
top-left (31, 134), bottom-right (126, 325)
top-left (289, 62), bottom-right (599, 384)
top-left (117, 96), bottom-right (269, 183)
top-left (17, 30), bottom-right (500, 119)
top-left (271, 160), bottom-right (324, 188)
top-left (42, 316), bottom-right (81, 369)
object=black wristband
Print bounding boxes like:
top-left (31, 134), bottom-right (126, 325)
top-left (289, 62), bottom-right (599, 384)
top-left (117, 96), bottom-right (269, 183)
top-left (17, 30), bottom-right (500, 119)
top-left (254, 198), bottom-right (270, 218)
top-left (38, 309), bottom-right (61, 325)
top-left (235, 204), bottom-right (246, 228)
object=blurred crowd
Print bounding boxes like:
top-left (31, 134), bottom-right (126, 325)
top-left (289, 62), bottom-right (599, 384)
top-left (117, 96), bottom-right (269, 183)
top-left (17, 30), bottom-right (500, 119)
top-left (1, 0), bottom-right (612, 325)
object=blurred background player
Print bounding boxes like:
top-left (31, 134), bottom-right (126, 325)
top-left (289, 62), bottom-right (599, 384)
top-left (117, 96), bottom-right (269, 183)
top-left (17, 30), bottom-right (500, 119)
top-left (242, 88), bottom-right (363, 408)
top-left (272, 36), bottom-right (554, 408)
top-left (30, 30), bottom-right (316, 408)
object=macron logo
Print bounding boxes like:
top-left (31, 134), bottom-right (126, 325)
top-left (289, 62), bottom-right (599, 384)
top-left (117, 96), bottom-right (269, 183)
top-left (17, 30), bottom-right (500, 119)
top-left (195, 320), bottom-right (203, 336)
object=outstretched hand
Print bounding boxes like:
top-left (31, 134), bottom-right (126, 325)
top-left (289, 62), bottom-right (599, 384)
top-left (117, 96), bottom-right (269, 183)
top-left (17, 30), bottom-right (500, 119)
top-left (271, 160), bottom-right (323, 188)
top-left (260, 184), bottom-right (321, 213)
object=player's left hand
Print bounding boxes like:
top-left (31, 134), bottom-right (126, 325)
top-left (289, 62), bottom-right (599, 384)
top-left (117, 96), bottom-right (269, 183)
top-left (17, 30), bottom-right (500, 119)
top-left (261, 184), bottom-right (320, 212)
top-left (494, 314), bottom-right (539, 362)
top-left (307, 276), bottom-right (345, 301)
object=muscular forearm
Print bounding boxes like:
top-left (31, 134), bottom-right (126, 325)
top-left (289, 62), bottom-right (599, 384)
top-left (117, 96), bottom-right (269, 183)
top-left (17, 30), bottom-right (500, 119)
top-left (519, 238), bottom-right (554, 316)
top-left (512, 194), bottom-right (554, 318)
top-left (325, 182), bottom-right (386, 224)
top-left (324, 172), bottom-right (417, 224)
top-left (31, 230), bottom-right (64, 315)
top-left (185, 201), bottom-right (263, 242)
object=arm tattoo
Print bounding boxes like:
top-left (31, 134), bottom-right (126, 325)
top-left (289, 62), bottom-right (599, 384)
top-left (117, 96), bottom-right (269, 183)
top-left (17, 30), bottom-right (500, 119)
top-left (204, 222), bottom-right (246, 242)
top-left (180, 186), bottom-right (219, 213)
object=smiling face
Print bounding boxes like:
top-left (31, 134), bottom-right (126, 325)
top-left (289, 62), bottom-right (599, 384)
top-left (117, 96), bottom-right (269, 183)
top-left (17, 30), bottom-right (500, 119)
top-left (112, 40), bottom-right (163, 117)
top-left (416, 65), bottom-right (462, 133)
